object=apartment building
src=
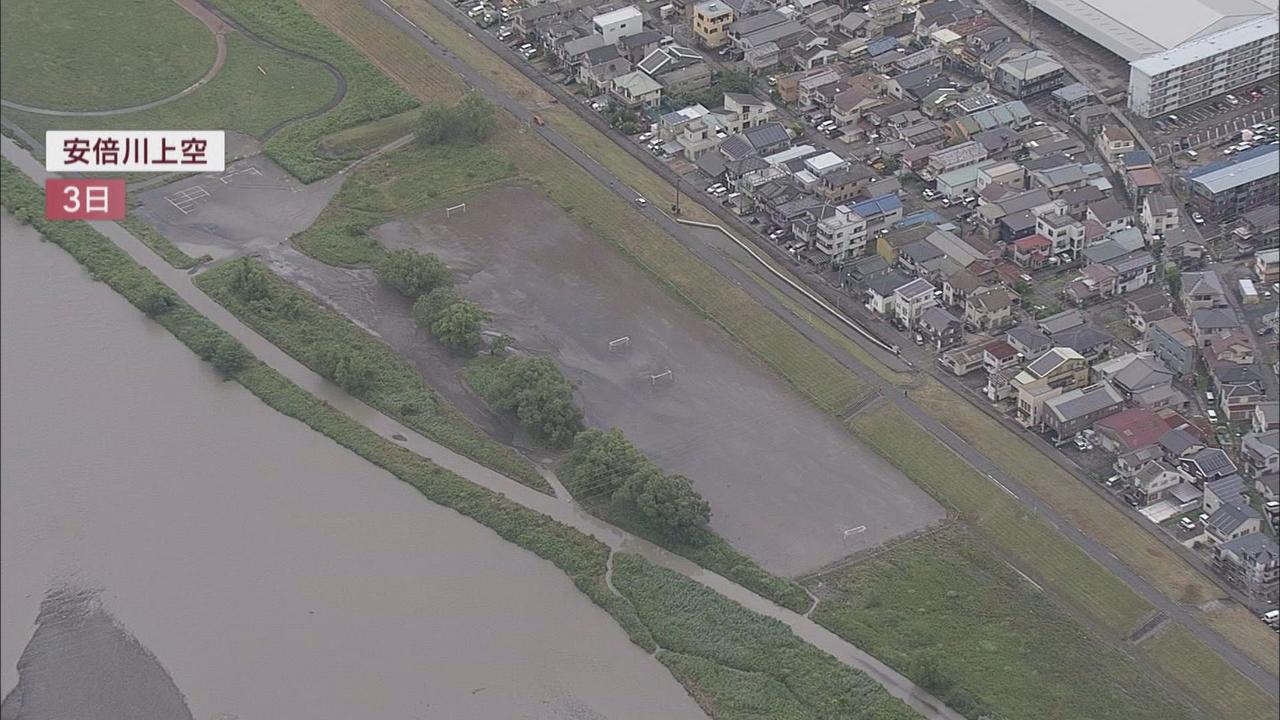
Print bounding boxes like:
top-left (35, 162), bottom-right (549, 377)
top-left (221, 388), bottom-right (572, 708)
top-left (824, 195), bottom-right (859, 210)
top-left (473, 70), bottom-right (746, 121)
top-left (692, 1), bottom-right (734, 48)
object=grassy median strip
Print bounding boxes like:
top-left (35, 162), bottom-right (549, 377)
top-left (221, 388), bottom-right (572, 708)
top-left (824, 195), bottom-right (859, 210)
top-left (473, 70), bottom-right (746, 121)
top-left (807, 525), bottom-right (1191, 720)
top-left (612, 553), bottom-right (919, 720)
top-left (206, 0), bottom-right (419, 182)
top-left (4, 157), bottom-right (928, 720)
top-left (1143, 624), bottom-right (1277, 720)
top-left (194, 257), bottom-right (547, 491)
top-left (910, 378), bottom-right (1280, 673)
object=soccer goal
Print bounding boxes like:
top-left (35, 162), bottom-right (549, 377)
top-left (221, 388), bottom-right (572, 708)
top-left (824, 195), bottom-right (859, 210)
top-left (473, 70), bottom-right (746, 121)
top-left (446, 203), bottom-right (467, 218)
top-left (649, 369), bottom-right (674, 387)
top-left (608, 336), bottom-right (631, 352)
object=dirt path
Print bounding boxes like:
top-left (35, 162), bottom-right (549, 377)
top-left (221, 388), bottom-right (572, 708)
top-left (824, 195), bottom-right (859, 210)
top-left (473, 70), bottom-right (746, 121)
top-left (0, 0), bottom-right (230, 117)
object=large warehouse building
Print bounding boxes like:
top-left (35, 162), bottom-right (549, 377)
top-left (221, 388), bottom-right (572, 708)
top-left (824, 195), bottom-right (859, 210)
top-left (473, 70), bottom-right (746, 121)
top-left (1027, 0), bottom-right (1279, 117)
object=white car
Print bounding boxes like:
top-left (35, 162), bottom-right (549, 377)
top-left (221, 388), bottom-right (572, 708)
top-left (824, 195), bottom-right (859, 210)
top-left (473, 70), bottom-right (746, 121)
top-left (1179, 517), bottom-right (1197, 531)
top-left (1191, 211), bottom-right (1205, 224)
top-left (637, 132), bottom-right (653, 142)
top-left (1207, 408), bottom-right (1219, 423)
top-left (1226, 94), bottom-right (1240, 105)
top-left (634, 196), bottom-right (647, 206)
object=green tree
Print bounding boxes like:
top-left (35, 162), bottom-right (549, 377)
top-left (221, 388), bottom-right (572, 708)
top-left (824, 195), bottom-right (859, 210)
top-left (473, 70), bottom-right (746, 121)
top-left (566, 428), bottom-right (647, 497)
top-left (430, 300), bottom-right (490, 353)
top-left (455, 91), bottom-right (497, 144)
top-left (489, 333), bottom-right (514, 356)
top-left (413, 286), bottom-right (462, 328)
top-left (375, 248), bottom-right (452, 299)
top-left (209, 337), bottom-right (249, 375)
top-left (136, 285), bottom-right (176, 317)
top-left (333, 349), bottom-right (377, 396)
top-left (619, 468), bottom-right (711, 539)
top-left (1166, 264), bottom-right (1182, 298)
top-left (417, 103), bottom-right (454, 146)
top-left (480, 356), bottom-right (583, 446)
top-left (228, 257), bottom-right (270, 301)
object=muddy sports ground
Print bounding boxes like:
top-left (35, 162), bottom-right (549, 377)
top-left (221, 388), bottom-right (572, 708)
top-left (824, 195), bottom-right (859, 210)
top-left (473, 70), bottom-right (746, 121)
top-left (134, 165), bottom-right (944, 576)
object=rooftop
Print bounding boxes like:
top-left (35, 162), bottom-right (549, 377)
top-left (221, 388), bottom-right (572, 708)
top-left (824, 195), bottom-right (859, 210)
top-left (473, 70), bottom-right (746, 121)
top-left (1187, 145), bottom-right (1280, 195)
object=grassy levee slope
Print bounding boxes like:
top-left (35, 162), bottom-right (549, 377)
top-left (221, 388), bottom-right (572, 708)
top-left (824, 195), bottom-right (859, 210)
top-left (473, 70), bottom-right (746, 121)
top-left (1, 0), bottom-right (215, 110)
top-left (5, 33), bottom-right (338, 143)
top-left (848, 401), bottom-right (1277, 720)
top-left (194, 257), bottom-right (546, 492)
top-left (808, 525), bottom-right (1191, 720)
top-left (1145, 624), bottom-right (1279, 720)
top-left (205, 0), bottom-right (419, 182)
top-left (118, 213), bottom-right (210, 270)
top-left (2, 158), bottom-right (927, 720)
top-left (613, 554), bottom-right (919, 720)
top-left (910, 378), bottom-right (1280, 675)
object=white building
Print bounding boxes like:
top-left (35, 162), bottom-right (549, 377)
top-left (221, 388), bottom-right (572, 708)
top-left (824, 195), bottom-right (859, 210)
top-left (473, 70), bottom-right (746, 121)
top-left (894, 278), bottom-right (938, 328)
top-left (593, 6), bottom-right (644, 45)
top-left (1130, 17), bottom-right (1279, 118)
top-left (813, 205), bottom-right (869, 262)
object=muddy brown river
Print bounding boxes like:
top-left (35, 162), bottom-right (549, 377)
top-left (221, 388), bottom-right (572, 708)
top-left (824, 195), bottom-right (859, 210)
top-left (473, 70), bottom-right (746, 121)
top-left (0, 213), bottom-right (705, 719)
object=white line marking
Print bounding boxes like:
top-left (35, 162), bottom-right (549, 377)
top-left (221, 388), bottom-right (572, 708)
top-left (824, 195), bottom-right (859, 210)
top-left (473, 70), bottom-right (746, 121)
top-left (985, 473), bottom-right (1018, 498)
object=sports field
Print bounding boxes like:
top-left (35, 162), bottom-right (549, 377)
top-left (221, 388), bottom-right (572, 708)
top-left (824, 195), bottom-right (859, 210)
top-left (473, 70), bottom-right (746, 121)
top-left (1, 0), bottom-right (215, 110)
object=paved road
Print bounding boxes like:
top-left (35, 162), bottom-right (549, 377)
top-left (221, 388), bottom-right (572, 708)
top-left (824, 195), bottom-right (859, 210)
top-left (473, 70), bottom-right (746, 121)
top-left (1, 133), bottom-right (965, 720)
top-left (370, 0), bottom-right (1280, 697)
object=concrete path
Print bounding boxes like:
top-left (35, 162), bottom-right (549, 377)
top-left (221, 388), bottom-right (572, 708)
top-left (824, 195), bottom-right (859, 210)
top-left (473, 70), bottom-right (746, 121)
top-left (2, 135), bottom-right (965, 720)
top-left (360, 0), bottom-right (1279, 697)
top-left (0, 0), bottom-right (230, 117)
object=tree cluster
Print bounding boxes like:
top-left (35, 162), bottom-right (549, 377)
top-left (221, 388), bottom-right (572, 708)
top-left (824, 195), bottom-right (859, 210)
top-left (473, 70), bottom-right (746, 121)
top-left (413, 287), bottom-right (491, 353)
top-left (565, 429), bottom-right (711, 540)
top-left (375, 248), bottom-right (453, 299)
top-left (666, 71), bottom-right (753, 109)
top-left (475, 356), bottom-right (584, 447)
top-left (417, 91), bottom-right (499, 146)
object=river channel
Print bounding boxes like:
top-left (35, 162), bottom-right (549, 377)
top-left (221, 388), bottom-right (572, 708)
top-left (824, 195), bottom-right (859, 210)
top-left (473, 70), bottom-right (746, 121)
top-left (0, 212), bottom-right (705, 719)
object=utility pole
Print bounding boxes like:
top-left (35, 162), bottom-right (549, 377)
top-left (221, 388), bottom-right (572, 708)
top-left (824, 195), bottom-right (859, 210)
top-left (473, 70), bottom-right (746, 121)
top-left (1026, 0), bottom-right (1036, 49)
top-left (673, 175), bottom-right (682, 215)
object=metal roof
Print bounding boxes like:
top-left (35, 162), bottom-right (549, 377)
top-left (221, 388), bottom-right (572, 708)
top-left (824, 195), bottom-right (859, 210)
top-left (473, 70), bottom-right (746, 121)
top-left (1046, 382), bottom-right (1124, 423)
top-left (1029, 0), bottom-right (1274, 62)
top-left (1131, 15), bottom-right (1278, 76)
top-left (1187, 145), bottom-right (1279, 195)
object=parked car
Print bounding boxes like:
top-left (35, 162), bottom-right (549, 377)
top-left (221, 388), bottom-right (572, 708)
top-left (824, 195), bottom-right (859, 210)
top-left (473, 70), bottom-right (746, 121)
top-left (1179, 517), bottom-right (1197, 531)
top-left (1191, 211), bottom-right (1205, 225)
top-left (1207, 408), bottom-right (1219, 423)
top-left (637, 132), bottom-right (653, 143)
top-left (1226, 94), bottom-right (1240, 105)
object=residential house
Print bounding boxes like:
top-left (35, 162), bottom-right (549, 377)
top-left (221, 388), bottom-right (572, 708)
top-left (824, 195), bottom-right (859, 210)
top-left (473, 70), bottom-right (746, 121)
top-left (1205, 502), bottom-right (1263, 545)
top-left (1203, 474), bottom-right (1248, 515)
top-left (1234, 204), bottom-right (1280, 247)
top-left (638, 45), bottom-right (711, 94)
top-left (1140, 193), bottom-right (1180, 238)
top-left (1095, 407), bottom-right (1175, 454)
top-left (1064, 263), bottom-right (1118, 305)
top-left (1037, 308), bottom-right (1087, 335)
top-left (1125, 287), bottom-right (1173, 334)
top-left (1212, 364), bottom-right (1267, 421)
top-left (1164, 225), bottom-right (1208, 268)
top-left (965, 286), bottom-right (1014, 331)
top-left (618, 30), bottom-right (662, 63)
top-left (1095, 125), bottom-right (1136, 167)
top-left (811, 203), bottom-right (870, 263)
top-left (1180, 271), bottom-right (1228, 311)
top-left (578, 46), bottom-right (632, 93)
top-left (610, 70), bottom-right (663, 108)
top-left (1043, 382), bottom-right (1125, 442)
top-left (1013, 346), bottom-right (1090, 428)
top-left (918, 305), bottom-right (963, 351)
top-left (922, 141), bottom-right (987, 180)
top-left (995, 50), bottom-right (1065, 97)
top-left (844, 254), bottom-right (889, 287)
top-left (1006, 326), bottom-right (1052, 359)
top-left (1253, 402), bottom-right (1279, 434)
top-left (592, 6), bottom-right (643, 45)
top-left (1241, 430), bottom-right (1280, 480)
top-left (1086, 198), bottom-right (1130, 236)
top-left (1146, 316), bottom-right (1197, 377)
top-left (865, 270), bottom-right (912, 315)
top-left (1181, 447), bottom-right (1238, 483)
top-left (1049, 323), bottom-right (1112, 362)
top-left (1035, 212), bottom-right (1085, 260)
top-left (1011, 234), bottom-right (1052, 269)
top-left (1107, 250), bottom-right (1159, 295)
top-left (1256, 248), bottom-right (1280, 284)
top-left (1191, 308), bottom-right (1240, 347)
top-left (1132, 460), bottom-right (1190, 504)
top-left (692, 0), bottom-right (735, 48)
top-left (1094, 352), bottom-right (1174, 400)
top-left (983, 339), bottom-right (1023, 375)
top-left (941, 338), bottom-right (995, 376)
top-left (1205, 331), bottom-right (1255, 370)
top-left (893, 277), bottom-right (938, 328)
top-left (817, 165), bottom-right (876, 203)
top-left (1213, 534), bottom-right (1279, 602)
top-left (1125, 166), bottom-right (1165, 207)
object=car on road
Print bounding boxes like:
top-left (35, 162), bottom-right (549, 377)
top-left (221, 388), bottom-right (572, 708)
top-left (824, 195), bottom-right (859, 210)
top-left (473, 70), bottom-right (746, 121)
top-left (1206, 408), bottom-right (1219, 423)
top-left (634, 196), bottom-right (647, 206)
top-left (1191, 211), bottom-right (1205, 224)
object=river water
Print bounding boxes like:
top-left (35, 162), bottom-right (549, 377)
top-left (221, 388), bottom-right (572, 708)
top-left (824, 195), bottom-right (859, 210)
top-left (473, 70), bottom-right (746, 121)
top-left (0, 213), bottom-right (705, 720)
